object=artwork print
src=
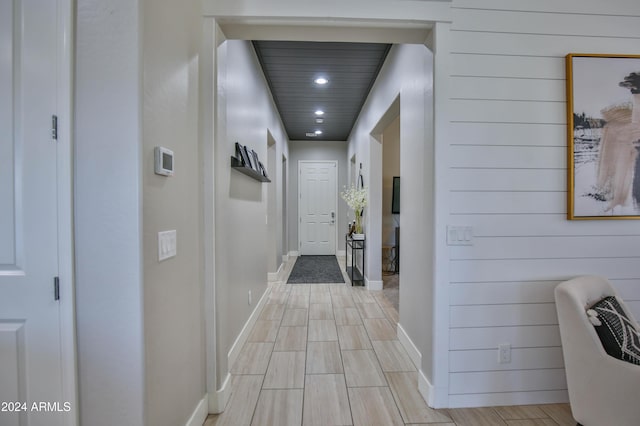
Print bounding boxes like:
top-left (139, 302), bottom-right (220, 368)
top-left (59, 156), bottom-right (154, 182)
top-left (567, 54), bottom-right (640, 219)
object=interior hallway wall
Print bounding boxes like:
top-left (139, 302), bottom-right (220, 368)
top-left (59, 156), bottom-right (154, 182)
top-left (347, 43), bottom-right (435, 382)
top-left (214, 39), bottom-right (289, 386)
top-left (288, 141), bottom-right (349, 255)
top-left (141, 0), bottom-right (205, 425)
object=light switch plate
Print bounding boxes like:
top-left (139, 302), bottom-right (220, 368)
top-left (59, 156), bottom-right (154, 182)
top-left (158, 230), bottom-right (177, 261)
top-left (447, 225), bottom-right (473, 246)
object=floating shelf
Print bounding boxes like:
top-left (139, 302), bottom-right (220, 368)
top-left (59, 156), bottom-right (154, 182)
top-left (230, 156), bottom-right (271, 182)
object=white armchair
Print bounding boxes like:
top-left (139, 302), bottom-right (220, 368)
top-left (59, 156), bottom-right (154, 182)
top-left (555, 275), bottom-right (640, 426)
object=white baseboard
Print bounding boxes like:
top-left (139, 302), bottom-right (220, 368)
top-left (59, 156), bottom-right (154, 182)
top-left (227, 287), bottom-right (271, 370)
top-left (336, 250), bottom-right (345, 257)
top-left (448, 390), bottom-right (569, 409)
top-left (289, 251), bottom-right (299, 257)
top-left (185, 395), bottom-right (208, 426)
top-left (268, 262), bottom-right (283, 282)
top-left (366, 279), bottom-right (383, 291)
top-left (396, 323), bottom-right (421, 370)
top-left (418, 369), bottom-right (436, 408)
top-left (208, 373), bottom-right (231, 414)
top-left (282, 254), bottom-right (289, 263)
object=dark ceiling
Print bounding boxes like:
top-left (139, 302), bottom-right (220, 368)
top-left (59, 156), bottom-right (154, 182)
top-left (253, 41), bottom-right (391, 141)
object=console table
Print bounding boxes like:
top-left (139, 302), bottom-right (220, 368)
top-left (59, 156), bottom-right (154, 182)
top-left (345, 234), bottom-right (365, 286)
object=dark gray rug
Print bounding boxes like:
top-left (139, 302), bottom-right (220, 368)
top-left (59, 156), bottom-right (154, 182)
top-left (287, 255), bottom-right (345, 284)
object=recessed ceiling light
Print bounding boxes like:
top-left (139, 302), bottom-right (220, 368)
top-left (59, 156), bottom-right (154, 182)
top-left (315, 130), bottom-right (323, 135)
top-left (315, 110), bottom-right (325, 116)
top-left (305, 132), bottom-right (317, 137)
top-left (314, 77), bottom-right (329, 85)
top-left (315, 118), bottom-right (324, 124)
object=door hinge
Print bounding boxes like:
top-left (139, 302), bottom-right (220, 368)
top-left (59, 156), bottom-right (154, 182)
top-left (51, 115), bottom-right (58, 140)
top-left (54, 277), bottom-right (60, 301)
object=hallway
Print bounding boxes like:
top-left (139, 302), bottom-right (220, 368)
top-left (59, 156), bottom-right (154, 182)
top-left (205, 257), bottom-right (575, 426)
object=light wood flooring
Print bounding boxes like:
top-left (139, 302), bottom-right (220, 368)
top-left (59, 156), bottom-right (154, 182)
top-left (205, 257), bottom-right (575, 426)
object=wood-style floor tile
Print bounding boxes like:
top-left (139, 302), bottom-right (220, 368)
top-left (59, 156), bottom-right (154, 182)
top-left (356, 302), bottom-right (386, 319)
top-left (274, 326), bottom-right (307, 351)
top-left (287, 293), bottom-right (309, 309)
top-left (306, 341), bottom-right (343, 374)
top-left (351, 289), bottom-right (376, 303)
top-left (495, 405), bottom-right (548, 420)
top-left (259, 304), bottom-right (285, 321)
top-left (281, 309), bottom-right (308, 326)
top-left (383, 306), bottom-right (399, 324)
top-left (334, 307), bottom-right (362, 325)
top-left (385, 372), bottom-right (453, 424)
top-left (263, 351), bottom-right (306, 389)
top-left (231, 342), bottom-right (274, 375)
top-left (332, 294), bottom-right (355, 308)
top-left (205, 375), bottom-right (263, 426)
top-left (303, 374), bottom-right (352, 426)
top-left (308, 319), bottom-right (338, 341)
top-left (538, 404), bottom-right (576, 426)
top-left (251, 389), bottom-right (303, 426)
top-left (363, 318), bottom-right (396, 340)
top-left (448, 407), bottom-right (508, 426)
top-left (267, 291), bottom-right (288, 305)
top-left (342, 349), bottom-right (386, 387)
top-left (348, 387), bottom-right (404, 426)
top-left (337, 325), bottom-right (372, 350)
top-left (309, 303), bottom-right (334, 320)
top-left (247, 320), bottom-right (280, 342)
top-left (505, 420), bottom-right (559, 426)
top-left (309, 292), bottom-right (331, 304)
top-left (372, 340), bottom-right (415, 372)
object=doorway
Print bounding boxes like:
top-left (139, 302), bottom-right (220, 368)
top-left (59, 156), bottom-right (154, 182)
top-left (298, 161), bottom-right (338, 255)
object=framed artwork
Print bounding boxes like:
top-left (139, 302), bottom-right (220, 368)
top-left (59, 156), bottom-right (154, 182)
top-left (251, 150), bottom-right (260, 172)
top-left (258, 161), bottom-right (269, 179)
top-left (242, 145), bottom-right (253, 169)
top-left (566, 53), bottom-right (640, 219)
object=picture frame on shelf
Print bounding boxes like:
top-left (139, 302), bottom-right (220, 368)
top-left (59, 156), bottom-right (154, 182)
top-left (242, 145), bottom-right (253, 169)
top-left (251, 150), bottom-right (260, 172)
top-left (258, 161), bottom-right (269, 179)
top-left (566, 53), bottom-right (640, 220)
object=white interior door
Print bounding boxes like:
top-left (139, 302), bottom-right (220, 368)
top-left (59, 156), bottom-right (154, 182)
top-left (299, 161), bottom-right (337, 255)
top-left (0, 1), bottom-right (66, 425)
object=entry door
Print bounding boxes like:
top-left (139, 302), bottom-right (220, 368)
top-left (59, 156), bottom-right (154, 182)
top-left (299, 162), bottom-right (337, 255)
top-left (0, 2), bottom-right (65, 425)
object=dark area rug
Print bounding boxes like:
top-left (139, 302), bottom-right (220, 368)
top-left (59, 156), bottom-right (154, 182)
top-left (287, 255), bottom-right (345, 284)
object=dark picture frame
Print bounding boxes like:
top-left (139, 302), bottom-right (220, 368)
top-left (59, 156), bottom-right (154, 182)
top-left (242, 145), bottom-right (253, 169)
top-left (566, 53), bottom-right (640, 220)
top-left (251, 150), bottom-right (260, 172)
top-left (392, 176), bottom-right (400, 214)
top-left (258, 161), bottom-right (269, 179)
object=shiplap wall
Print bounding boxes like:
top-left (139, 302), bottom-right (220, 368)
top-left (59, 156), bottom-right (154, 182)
top-left (447, 0), bottom-right (640, 408)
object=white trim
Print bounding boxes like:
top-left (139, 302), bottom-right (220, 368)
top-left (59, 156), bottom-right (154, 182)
top-left (366, 279), bottom-right (383, 291)
top-left (227, 287), bottom-right (271, 369)
top-left (448, 390), bottom-right (569, 409)
top-left (297, 160), bottom-right (339, 256)
top-left (202, 17), bottom-right (219, 418)
top-left (268, 262), bottom-right (283, 282)
top-left (289, 251), bottom-right (299, 258)
top-left (185, 396), bottom-right (209, 426)
top-left (282, 254), bottom-right (289, 263)
top-left (418, 369), bottom-right (435, 408)
top-left (57, 1), bottom-right (78, 425)
top-left (208, 373), bottom-right (231, 413)
top-left (396, 323), bottom-right (421, 370)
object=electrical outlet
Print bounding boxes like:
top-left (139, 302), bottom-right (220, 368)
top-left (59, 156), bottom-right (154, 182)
top-left (498, 343), bottom-right (511, 364)
top-left (248, 290), bottom-right (252, 305)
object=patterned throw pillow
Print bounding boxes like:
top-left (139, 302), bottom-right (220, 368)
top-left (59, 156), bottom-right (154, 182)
top-left (587, 296), bottom-right (640, 365)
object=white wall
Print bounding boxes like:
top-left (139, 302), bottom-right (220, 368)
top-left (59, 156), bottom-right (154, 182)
top-left (75, 1), bottom-right (145, 424)
top-left (141, 1), bottom-right (205, 425)
top-left (288, 141), bottom-right (349, 254)
top-left (446, 0), bottom-right (640, 408)
top-left (347, 43), bottom-right (435, 380)
top-left (214, 39), bottom-right (289, 385)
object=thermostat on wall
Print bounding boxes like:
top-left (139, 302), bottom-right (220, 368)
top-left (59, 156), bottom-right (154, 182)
top-left (154, 147), bottom-right (174, 176)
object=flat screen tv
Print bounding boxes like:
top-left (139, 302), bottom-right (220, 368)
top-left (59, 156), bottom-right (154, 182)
top-left (392, 176), bottom-right (400, 214)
